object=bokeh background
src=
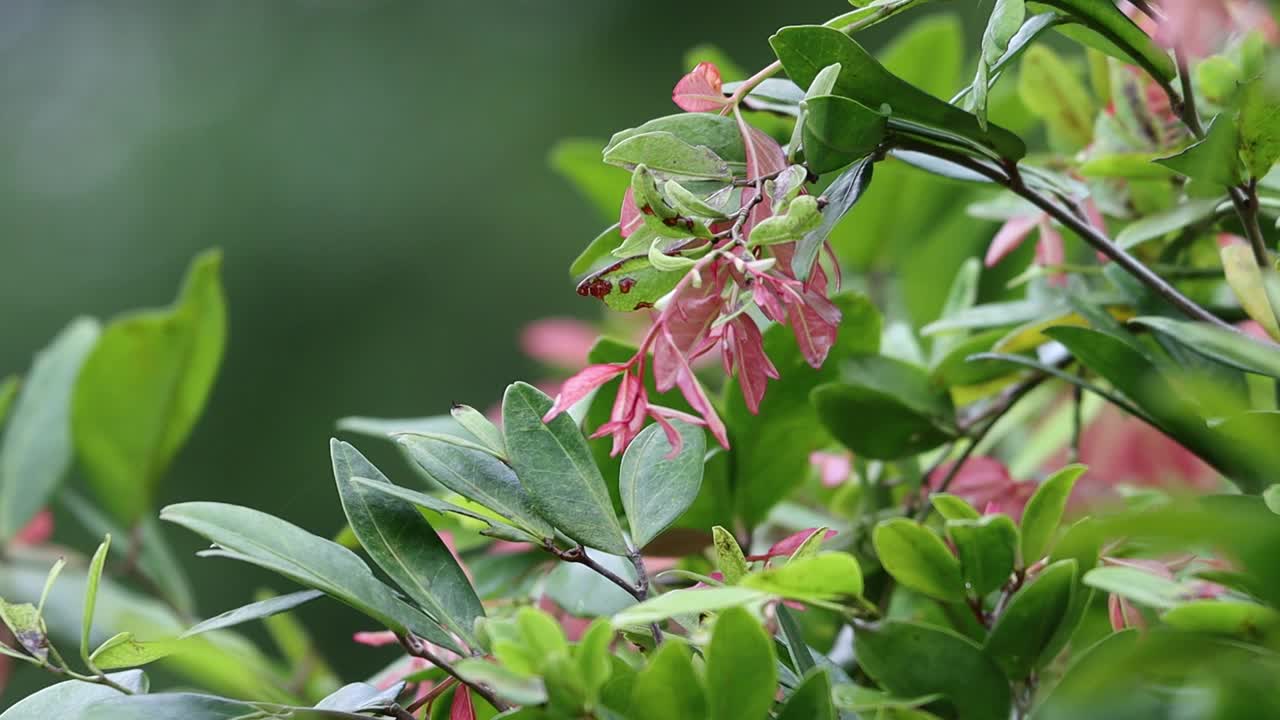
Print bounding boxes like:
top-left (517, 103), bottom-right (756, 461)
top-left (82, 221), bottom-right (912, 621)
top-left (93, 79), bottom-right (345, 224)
top-left (0, 0), bottom-right (996, 698)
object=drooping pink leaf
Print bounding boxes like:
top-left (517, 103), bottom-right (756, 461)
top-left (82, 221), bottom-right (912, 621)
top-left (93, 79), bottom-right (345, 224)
top-left (654, 327), bottom-right (729, 447)
top-left (672, 62), bottom-right (729, 112)
top-left (747, 528), bottom-right (839, 561)
top-left (727, 316), bottom-right (778, 414)
top-left (520, 318), bottom-right (599, 368)
top-left (353, 631), bottom-right (399, 647)
top-left (542, 363), bottom-right (629, 422)
top-left (984, 213), bottom-right (1041, 267)
top-left (1035, 217), bottom-right (1067, 286)
top-left (786, 288), bottom-right (840, 369)
top-left (450, 687), bottom-right (476, 720)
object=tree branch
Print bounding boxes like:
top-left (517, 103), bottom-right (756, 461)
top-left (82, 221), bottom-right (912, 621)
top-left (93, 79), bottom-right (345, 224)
top-left (398, 633), bottom-right (509, 712)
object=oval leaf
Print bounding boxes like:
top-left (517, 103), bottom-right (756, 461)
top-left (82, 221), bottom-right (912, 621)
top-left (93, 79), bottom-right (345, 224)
top-left (983, 559), bottom-right (1077, 680)
top-left (706, 607), bottom-right (776, 720)
top-left (620, 421), bottom-right (705, 549)
top-left (946, 515), bottom-right (1018, 597)
top-left (873, 518), bottom-right (966, 603)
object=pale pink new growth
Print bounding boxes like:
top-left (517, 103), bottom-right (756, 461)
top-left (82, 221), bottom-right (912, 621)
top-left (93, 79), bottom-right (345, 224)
top-left (928, 457), bottom-right (1037, 521)
top-left (1155, 0), bottom-right (1278, 56)
top-left (12, 509), bottom-right (53, 546)
top-left (672, 62), bottom-right (729, 112)
top-left (809, 450), bottom-right (853, 487)
top-left (520, 318), bottom-right (599, 368)
top-left (552, 62), bottom-right (845, 456)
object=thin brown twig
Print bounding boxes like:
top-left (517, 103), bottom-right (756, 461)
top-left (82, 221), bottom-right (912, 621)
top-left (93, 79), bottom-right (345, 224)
top-left (398, 633), bottom-right (508, 712)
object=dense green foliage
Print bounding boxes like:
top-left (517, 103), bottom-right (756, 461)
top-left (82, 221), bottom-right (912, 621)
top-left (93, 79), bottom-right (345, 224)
top-left (4, 1), bottom-right (1280, 718)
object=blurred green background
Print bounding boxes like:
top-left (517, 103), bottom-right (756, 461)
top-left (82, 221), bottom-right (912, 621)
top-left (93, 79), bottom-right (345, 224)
top-left (0, 0), bottom-right (994, 697)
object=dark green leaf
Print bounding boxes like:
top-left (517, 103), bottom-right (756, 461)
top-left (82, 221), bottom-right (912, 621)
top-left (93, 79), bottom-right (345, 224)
top-left (605, 114), bottom-right (746, 167)
top-left (802, 95), bottom-right (887, 174)
top-left (73, 250), bottom-right (227, 523)
top-left (855, 621), bottom-right (1011, 720)
top-left (873, 519), bottom-right (966, 603)
top-left (947, 515), bottom-right (1018, 596)
top-left (1030, 0), bottom-right (1177, 82)
top-left (1019, 464), bottom-right (1086, 565)
top-left (770, 26), bottom-right (1026, 160)
top-left (0, 318), bottom-right (99, 541)
top-left (777, 669), bottom-right (835, 720)
top-left (503, 382), bottom-right (629, 555)
top-left (619, 421), bottom-right (705, 549)
top-left (397, 433), bottom-right (553, 539)
top-left (333, 440), bottom-right (484, 645)
top-left (160, 501), bottom-right (461, 653)
top-left (813, 355), bottom-right (955, 460)
top-left (983, 559), bottom-right (1076, 679)
top-left (706, 607), bottom-right (776, 720)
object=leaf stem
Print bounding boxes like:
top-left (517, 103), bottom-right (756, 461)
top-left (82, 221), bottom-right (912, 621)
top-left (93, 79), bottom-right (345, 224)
top-left (398, 633), bottom-right (509, 712)
top-left (893, 138), bottom-right (1236, 330)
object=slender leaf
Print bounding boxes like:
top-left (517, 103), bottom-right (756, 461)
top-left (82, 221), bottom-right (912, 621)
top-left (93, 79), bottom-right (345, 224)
top-left (612, 587), bottom-right (767, 627)
top-left (1130, 317), bottom-right (1280, 380)
top-left (181, 590), bottom-right (323, 639)
top-left (83, 534), bottom-right (112, 665)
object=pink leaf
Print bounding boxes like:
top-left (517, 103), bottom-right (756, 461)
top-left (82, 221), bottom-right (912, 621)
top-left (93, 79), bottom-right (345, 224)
top-left (450, 687), bottom-right (476, 720)
top-left (727, 316), bottom-right (778, 414)
top-left (672, 62), bottom-right (729, 112)
top-left (787, 289), bottom-right (840, 369)
top-left (620, 188), bottom-right (644, 238)
top-left (747, 528), bottom-right (838, 561)
top-left (1035, 217), bottom-right (1067, 286)
top-left (928, 457), bottom-right (1019, 510)
top-left (656, 327), bottom-right (729, 448)
top-left (352, 631), bottom-right (399, 647)
top-left (542, 363), bottom-right (629, 422)
top-left (984, 213), bottom-right (1041, 267)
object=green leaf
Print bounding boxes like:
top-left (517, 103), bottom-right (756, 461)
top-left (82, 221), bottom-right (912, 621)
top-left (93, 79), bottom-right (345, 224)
top-left (712, 526), bottom-right (748, 584)
top-left (706, 607), bottom-right (775, 720)
top-left (619, 421), bottom-right (705, 549)
top-left (750, 196), bottom-right (823, 246)
top-left (503, 383), bottom-right (628, 555)
top-left (612, 587), bottom-right (767, 627)
top-left (1019, 464), bottom-right (1086, 565)
top-left (983, 559), bottom-right (1077, 679)
top-left (603, 132), bottom-right (731, 181)
top-left (337, 413), bottom-right (467, 440)
top-left (571, 224), bottom-right (624, 277)
top-left (801, 95), bottom-right (887, 174)
top-left (83, 534), bottom-right (112, 665)
top-left (82, 694), bottom-right (268, 720)
top-left (629, 641), bottom-right (707, 720)
top-left (550, 139), bottom-right (630, 222)
top-left (350, 477), bottom-right (528, 540)
top-left (664, 180), bottom-right (731, 220)
top-left (606, 114), bottom-right (746, 167)
top-left (72, 249), bottom-right (227, 524)
top-left (332, 440), bottom-right (484, 645)
top-left (1083, 565), bottom-right (1187, 609)
top-left (0, 317), bottom-right (99, 541)
top-left (1018, 45), bottom-right (1095, 150)
top-left (1130, 316), bottom-right (1280, 379)
top-left (576, 255), bottom-right (684, 313)
top-left (775, 604), bottom-right (815, 674)
top-left (930, 493), bottom-right (981, 521)
top-left (574, 619), bottom-right (614, 699)
top-left (1222, 243), bottom-right (1280, 338)
top-left (1156, 115), bottom-right (1243, 186)
top-left (160, 501), bottom-right (462, 653)
top-left (971, 0), bottom-right (1027, 129)
top-left (1032, 0), bottom-right (1177, 82)
top-left (89, 631), bottom-right (175, 669)
top-left (769, 26), bottom-right (1026, 160)
top-left (1115, 196), bottom-right (1226, 249)
top-left (0, 599), bottom-right (48, 661)
top-left (0, 671), bottom-right (145, 720)
top-left (458, 660), bottom-right (549, 706)
top-left (855, 621), bottom-right (1011, 720)
top-left (544, 552), bottom-right (637, 617)
top-left (451, 404), bottom-right (507, 459)
top-left (181, 589), bottom-right (323, 639)
top-left (813, 356), bottom-right (956, 460)
top-left (1161, 599), bottom-right (1280, 637)
top-left (777, 669), bottom-right (835, 720)
top-left (1238, 74), bottom-right (1280, 179)
top-left (946, 515), bottom-right (1018, 596)
top-left (740, 552), bottom-right (864, 601)
top-left (873, 519), bottom-right (966, 603)
top-left (397, 433), bottom-right (553, 539)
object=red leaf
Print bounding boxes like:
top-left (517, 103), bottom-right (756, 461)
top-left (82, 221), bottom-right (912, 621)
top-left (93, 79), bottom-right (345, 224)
top-left (542, 363), bottom-right (628, 422)
top-left (619, 188), bottom-right (644, 238)
top-left (672, 62), bottom-right (728, 112)
top-left (984, 213), bottom-right (1040, 267)
top-left (450, 687), bottom-right (476, 720)
top-left (746, 528), bottom-right (838, 561)
top-left (727, 317), bottom-right (778, 414)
